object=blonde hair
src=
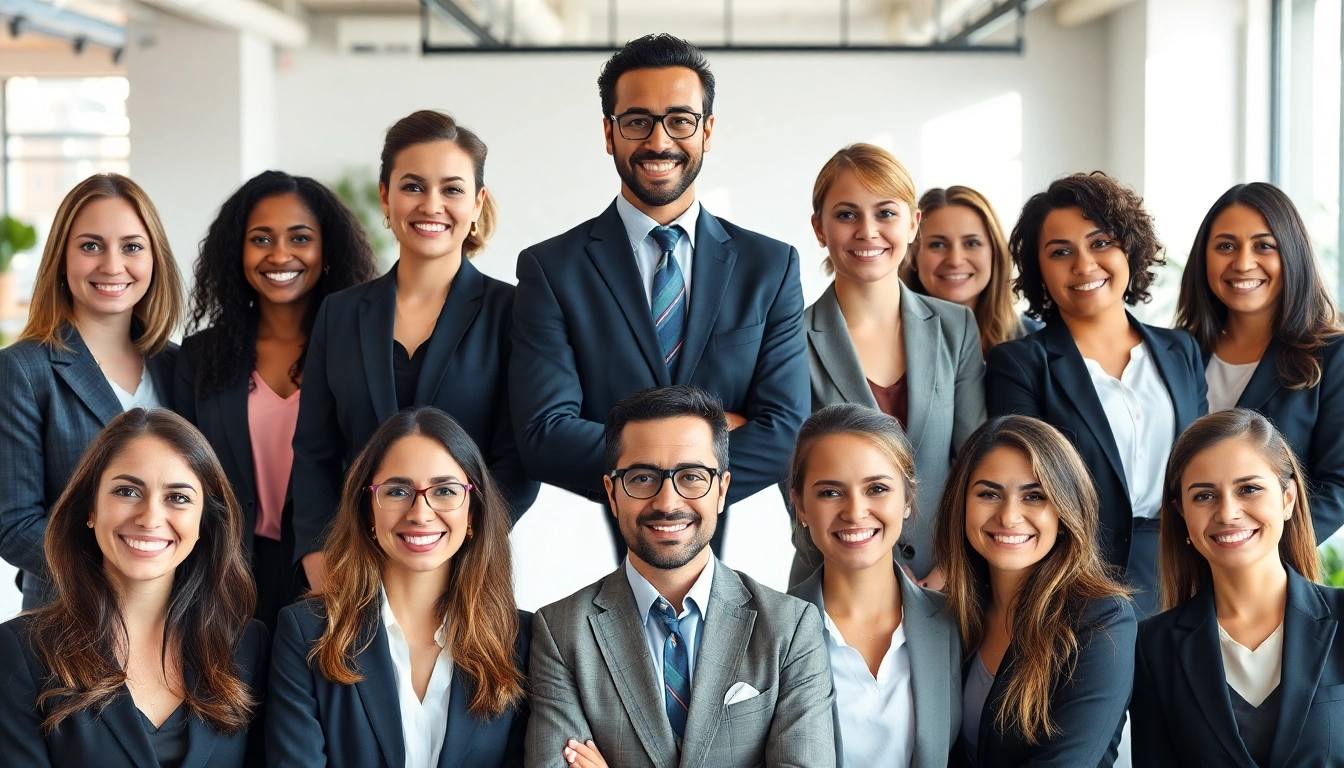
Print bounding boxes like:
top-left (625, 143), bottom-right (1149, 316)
top-left (20, 173), bottom-right (183, 355)
top-left (811, 144), bottom-right (918, 276)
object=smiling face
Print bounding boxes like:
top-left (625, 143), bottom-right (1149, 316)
top-left (604, 66), bottom-right (714, 215)
top-left (1178, 437), bottom-right (1295, 575)
top-left (1037, 206), bottom-right (1130, 321)
top-left (964, 446), bottom-right (1060, 578)
top-left (916, 204), bottom-right (994, 308)
top-left (812, 169), bottom-right (920, 285)
top-left (63, 196), bottom-right (154, 322)
top-left (370, 433), bottom-right (472, 578)
top-left (243, 192), bottom-right (323, 309)
top-left (793, 432), bottom-right (909, 574)
top-left (1205, 203), bottom-right (1284, 320)
top-left (91, 435), bottom-right (203, 591)
top-left (379, 140), bottom-right (485, 263)
top-left (604, 415), bottom-right (729, 573)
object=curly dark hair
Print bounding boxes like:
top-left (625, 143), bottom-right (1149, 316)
top-left (1010, 172), bottom-right (1164, 320)
top-left (188, 170), bottom-right (379, 398)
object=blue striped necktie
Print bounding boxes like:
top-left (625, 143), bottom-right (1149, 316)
top-left (654, 599), bottom-right (691, 753)
top-left (649, 225), bottom-right (686, 375)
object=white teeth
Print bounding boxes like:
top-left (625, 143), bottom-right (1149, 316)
top-left (990, 533), bottom-right (1031, 545)
top-left (263, 271), bottom-right (301, 282)
top-left (1230, 279), bottom-right (1265, 290)
top-left (651, 523), bottom-right (690, 532)
top-left (848, 249), bottom-right (886, 257)
top-left (1213, 529), bottom-right (1256, 544)
top-left (412, 222), bottom-right (447, 232)
top-left (641, 161), bottom-right (676, 172)
top-left (1072, 279), bottom-right (1106, 291)
top-left (123, 537), bottom-right (170, 552)
top-left (836, 529), bottom-right (877, 543)
top-left (93, 283), bottom-right (129, 292)
top-left (940, 273), bottom-right (973, 281)
top-left (403, 533), bottom-right (444, 546)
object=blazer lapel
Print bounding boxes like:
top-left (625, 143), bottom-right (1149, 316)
top-left (586, 203), bottom-right (669, 386)
top-left (415, 259), bottom-right (484, 404)
top-left (1269, 569), bottom-right (1338, 768)
top-left (101, 692), bottom-right (162, 767)
top-left (900, 285), bottom-right (939, 453)
top-left (145, 350), bottom-right (176, 404)
top-left (676, 209), bottom-right (735, 383)
top-left (217, 379), bottom-right (257, 505)
top-left (354, 617), bottom-right (408, 768)
top-left (589, 571), bottom-right (678, 768)
top-left (49, 327), bottom-right (122, 426)
top-left (1236, 338), bottom-right (1283, 411)
top-left (1133, 317), bottom-right (1198, 430)
top-left (899, 568), bottom-right (955, 768)
top-left (358, 271), bottom-right (400, 423)
top-left (808, 284), bottom-right (880, 408)
top-left (1175, 589), bottom-right (1257, 766)
top-left (789, 569), bottom-right (842, 766)
top-left (680, 564), bottom-right (756, 768)
top-left (438, 668), bottom-right (484, 768)
top-left (1042, 321), bottom-right (1128, 497)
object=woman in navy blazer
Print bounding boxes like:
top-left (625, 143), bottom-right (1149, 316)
top-left (1175, 182), bottom-right (1344, 542)
top-left (292, 110), bottom-right (538, 591)
top-left (934, 415), bottom-right (1135, 768)
top-left (174, 170), bottom-right (378, 631)
top-left (0, 408), bottom-right (268, 767)
top-left (268, 407), bottom-right (529, 768)
top-left (986, 172), bottom-right (1206, 618)
top-left (1133, 408), bottom-right (1344, 766)
top-left (0, 173), bottom-right (183, 609)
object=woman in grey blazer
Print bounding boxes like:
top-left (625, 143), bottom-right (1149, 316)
top-left (796, 144), bottom-right (986, 588)
top-left (0, 173), bottom-right (183, 609)
top-left (787, 405), bottom-right (960, 768)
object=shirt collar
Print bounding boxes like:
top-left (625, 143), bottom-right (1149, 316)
top-left (614, 193), bottom-right (701, 254)
top-left (822, 608), bottom-right (907, 651)
top-left (623, 554), bottom-right (716, 619)
top-left (380, 586), bottom-right (448, 649)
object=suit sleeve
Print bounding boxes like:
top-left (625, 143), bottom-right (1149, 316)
top-left (172, 340), bottom-right (199, 427)
top-left (722, 245), bottom-right (809, 505)
top-left (523, 609), bottom-right (593, 768)
top-left (265, 608), bottom-right (326, 768)
top-left (510, 249), bottom-right (607, 502)
top-left (766, 602), bottom-right (837, 768)
top-left (290, 300), bottom-right (344, 562)
top-left (1130, 627), bottom-right (1179, 766)
top-left (1307, 344), bottom-right (1344, 541)
top-left (985, 342), bottom-right (1045, 419)
top-left (502, 611), bottom-right (533, 768)
top-left (951, 306), bottom-right (988, 456)
top-left (1188, 335), bottom-right (1209, 418)
top-left (1020, 597), bottom-right (1136, 767)
top-left (490, 305), bottom-right (540, 522)
top-left (0, 353), bottom-right (52, 578)
top-left (0, 624), bottom-right (53, 767)
top-left (240, 620), bottom-right (271, 767)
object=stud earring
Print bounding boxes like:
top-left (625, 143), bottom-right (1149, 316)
top-left (382, 215), bottom-right (390, 229)
top-left (370, 525), bottom-right (377, 539)
top-left (466, 525), bottom-right (474, 538)
top-left (86, 520), bottom-right (94, 529)
top-left (1185, 537), bottom-right (1192, 545)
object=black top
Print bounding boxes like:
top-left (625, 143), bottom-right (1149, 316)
top-left (140, 703), bottom-right (190, 768)
top-left (1229, 684), bottom-right (1281, 767)
top-left (392, 340), bottom-right (428, 411)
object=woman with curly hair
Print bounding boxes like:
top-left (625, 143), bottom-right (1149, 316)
top-left (985, 172), bottom-right (1206, 618)
top-left (174, 170), bottom-right (377, 631)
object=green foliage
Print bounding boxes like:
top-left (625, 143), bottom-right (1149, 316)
top-left (1321, 544), bottom-right (1344, 588)
top-left (331, 170), bottom-right (396, 269)
top-left (0, 214), bottom-right (38, 273)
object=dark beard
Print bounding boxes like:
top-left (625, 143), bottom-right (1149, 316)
top-left (616, 148), bottom-right (703, 208)
top-left (626, 512), bottom-right (713, 570)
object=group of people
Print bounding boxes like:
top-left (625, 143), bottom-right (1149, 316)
top-left (0, 29), bottom-right (1341, 768)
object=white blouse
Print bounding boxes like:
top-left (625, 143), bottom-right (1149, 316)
top-left (1083, 342), bottom-right (1176, 518)
top-left (824, 609), bottom-right (915, 767)
top-left (381, 589), bottom-right (453, 768)
top-left (1206, 354), bottom-right (1260, 413)
top-left (1219, 621), bottom-right (1284, 707)
top-left (105, 363), bottom-right (161, 412)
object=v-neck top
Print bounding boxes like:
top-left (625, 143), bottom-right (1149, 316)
top-left (961, 652), bottom-right (996, 758)
top-left (392, 341), bottom-right (428, 412)
top-left (138, 701), bottom-right (189, 768)
top-left (1219, 621), bottom-right (1284, 707)
top-left (867, 375), bottom-right (909, 429)
top-left (105, 362), bottom-right (161, 412)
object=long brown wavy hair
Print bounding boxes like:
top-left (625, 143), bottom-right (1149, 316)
top-left (28, 408), bottom-right (256, 734)
top-left (1160, 409), bottom-right (1321, 609)
top-left (933, 415), bottom-right (1129, 744)
top-left (310, 406), bottom-right (523, 717)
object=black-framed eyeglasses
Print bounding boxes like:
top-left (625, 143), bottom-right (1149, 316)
top-left (609, 465), bottom-right (721, 500)
top-left (366, 482), bottom-right (473, 513)
top-left (609, 111), bottom-right (704, 141)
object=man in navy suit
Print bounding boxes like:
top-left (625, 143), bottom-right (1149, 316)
top-left (511, 33), bottom-right (809, 559)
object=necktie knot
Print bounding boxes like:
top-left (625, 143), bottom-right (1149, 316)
top-left (654, 600), bottom-right (682, 633)
top-left (650, 225), bottom-right (682, 257)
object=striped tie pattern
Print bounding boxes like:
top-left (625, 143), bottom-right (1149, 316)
top-left (654, 599), bottom-right (691, 753)
top-left (649, 225), bottom-right (686, 374)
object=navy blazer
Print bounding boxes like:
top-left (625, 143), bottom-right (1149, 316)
top-left (510, 201), bottom-right (809, 505)
top-left (1209, 336), bottom-right (1344, 542)
top-left (0, 615), bottom-right (268, 767)
top-left (291, 259), bottom-right (538, 561)
top-left (951, 595), bottom-right (1136, 768)
top-left (1133, 567), bottom-right (1344, 767)
top-left (985, 316), bottom-right (1207, 569)
top-left (266, 598), bottom-right (531, 768)
top-left (0, 325), bottom-right (177, 608)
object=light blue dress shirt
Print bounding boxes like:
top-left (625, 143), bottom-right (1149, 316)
top-left (614, 193), bottom-right (701, 307)
top-left (624, 555), bottom-right (715, 688)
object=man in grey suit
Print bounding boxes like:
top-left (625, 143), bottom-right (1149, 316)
top-left (526, 386), bottom-right (835, 768)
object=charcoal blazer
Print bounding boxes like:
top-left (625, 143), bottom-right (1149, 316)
top-left (266, 599), bottom-right (531, 768)
top-left (525, 559), bottom-right (836, 768)
top-left (510, 201), bottom-right (809, 506)
top-left (788, 564), bottom-right (961, 768)
top-left (1133, 567), bottom-right (1344, 767)
top-left (0, 615), bottom-right (268, 767)
top-left (985, 316), bottom-right (1207, 569)
top-left (0, 324), bottom-right (176, 608)
top-left (290, 259), bottom-right (538, 561)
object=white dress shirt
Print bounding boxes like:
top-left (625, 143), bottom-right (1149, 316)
top-left (1082, 342), bottom-right (1176, 518)
top-left (381, 588), bottom-right (454, 768)
top-left (1206, 354), bottom-right (1260, 412)
top-left (614, 193), bottom-right (700, 307)
top-left (824, 609), bottom-right (915, 768)
top-left (105, 363), bottom-right (161, 412)
top-left (1219, 621), bottom-right (1284, 707)
top-left (624, 556), bottom-right (715, 689)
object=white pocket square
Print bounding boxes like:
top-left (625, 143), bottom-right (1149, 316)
top-left (723, 681), bottom-right (761, 706)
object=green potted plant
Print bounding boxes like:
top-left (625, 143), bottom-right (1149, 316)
top-left (0, 214), bottom-right (38, 319)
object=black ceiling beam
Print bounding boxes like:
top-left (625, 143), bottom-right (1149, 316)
top-left (941, 0), bottom-right (1026, 47)
top-left (0, 0), bottom-right (125, 51)
top-left (423, 0), bottom-right (500, 48)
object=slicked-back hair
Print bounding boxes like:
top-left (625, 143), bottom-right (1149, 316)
top-left (1010, 172), bottom-right (1164, 321)
top-left (603, 385), bottom-right (729, 472)
top-left (598, 34), bottom-right (715, 118)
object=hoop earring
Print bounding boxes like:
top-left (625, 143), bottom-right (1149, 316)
top-left (323, 264), bottom-right (330, 275)
top-left (370, 525), bottom-right (377, 539)
top-left (382, 215), bottom-right (390, 229)
top-left (469, 220), bottom-right (479, 236)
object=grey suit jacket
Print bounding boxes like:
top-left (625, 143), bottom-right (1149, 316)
top-left (525, 559), bottom-right (836, 768)
top-left (804, 282), bottom-right (985, 577)
top-left (789, 565), bottom-right (960, 768)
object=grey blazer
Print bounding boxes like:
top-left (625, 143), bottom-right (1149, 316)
top-left (525, 559), bottom-right (836, 768)
top-left (803, 282), bottom-right (985, 578)
top-left (789, 565), bottom-right (961, 768)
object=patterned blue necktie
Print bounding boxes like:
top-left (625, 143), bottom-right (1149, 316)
top-left (654, 599), bottom-right (691, 753)
top-left (649, 226), bottom-right (686, 375)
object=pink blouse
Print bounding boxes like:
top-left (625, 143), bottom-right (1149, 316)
top-left (248, 371), bottom-right (301, 542)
